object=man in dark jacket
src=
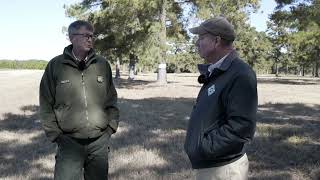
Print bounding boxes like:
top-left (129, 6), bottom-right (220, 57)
top-left (184, 17), bottom-right (258, 180)
top-left (39, 20), bottom-right (119, 180)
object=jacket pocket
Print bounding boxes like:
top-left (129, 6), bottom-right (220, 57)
top-left (56, 80), bottom-right (72, 98)
top-left (54, 104), bottom-right (68, 121)
top-left (203, 121), bottom-right (220, 135)
top-left (199, 121), bottom-right (221, 159)
top-left (55, 104), bottom-right (78, 133)
top-left (92, 109), bottom-right (110, 131)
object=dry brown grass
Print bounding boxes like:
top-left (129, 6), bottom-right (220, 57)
top-left (0, 70), bottom-right (319, 180)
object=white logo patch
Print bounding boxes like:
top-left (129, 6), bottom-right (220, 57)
top-left (97, 76), bottom-right (104, 83)
top-left (208, 84), bottom-right (215, 96)
top-left (60, 80), bottom-right (70, 84)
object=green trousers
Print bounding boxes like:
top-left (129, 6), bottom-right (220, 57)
top-left (54, 133), bottom-right (110, 180)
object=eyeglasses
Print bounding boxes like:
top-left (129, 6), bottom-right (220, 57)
top-left (72, 33), bottom-right (94, 40)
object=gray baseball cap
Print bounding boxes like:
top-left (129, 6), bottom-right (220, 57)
top-left (189, 17), bottom-right (236, 41)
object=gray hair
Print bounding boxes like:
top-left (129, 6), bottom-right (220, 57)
top-left (68, 20), bottom-right (93, 38)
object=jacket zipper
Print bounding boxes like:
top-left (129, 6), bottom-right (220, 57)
top-left (81, 72), bottom-right (89, 123)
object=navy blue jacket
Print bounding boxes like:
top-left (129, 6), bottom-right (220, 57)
top-left (184, 50), bottom-right (258, 169)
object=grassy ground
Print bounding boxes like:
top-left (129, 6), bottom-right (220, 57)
top-left (0, 70), bottom-right (319, 180)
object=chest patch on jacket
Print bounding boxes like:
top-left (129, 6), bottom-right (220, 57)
top-left (97, 76), bottom-right (104, 83)
top-left (60, 80), bottom-right (70, 84)
top-left (208, 84), bottom-right (215, 96)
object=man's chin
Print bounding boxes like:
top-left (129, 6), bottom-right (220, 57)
top-left (199, 52), bottom-right (208, 59)
top-left (83, 47), bottom-right (92, 52)
top-left (199, 54), bottom-right (207, 61)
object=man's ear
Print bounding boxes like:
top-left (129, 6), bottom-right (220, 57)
top-left (209, 36), bottom-right (217, 46)
top-left (216, 36), bottom-right (222, 46)
top-left (69, 35), bottom-right (74, 43)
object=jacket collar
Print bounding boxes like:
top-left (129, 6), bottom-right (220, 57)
top-left (209, 50), bottom-right (238, 77)
top-left (197, 50), bottom-right (238, 84)
top-left (62, 44), bottom-right (97, 68)
top-left (216, 49), bottom-right (238, 72)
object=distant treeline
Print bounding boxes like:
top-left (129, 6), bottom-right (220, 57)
top-left (0, 60), bottom-right (48, 70)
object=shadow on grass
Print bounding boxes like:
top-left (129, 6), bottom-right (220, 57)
top-left (114, 78), bottom-right (155, 89)
top-left (258, 78), bottom-right (320, 85)
top-left (0, 101), bottom-right (319, 179)
top-left (108, 97), bottom-right (194, 179)
top-left (182, 84), bottom-right (202, 88)
top-left (114, 77), bottom-right (180, 90)
top-left (173, 74), bottom-right (199, 78)
top-left (110, 99), bottom-right (320, 179)
top-left (249, 103), bottom-right (320, 179)
top-left (184, 78), bottom-right (320, 88)
top-left (0, 105), bottom-right (55, 179)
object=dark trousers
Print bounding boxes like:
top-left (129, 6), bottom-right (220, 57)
top-left (54, 133), bottom-right (110, 180)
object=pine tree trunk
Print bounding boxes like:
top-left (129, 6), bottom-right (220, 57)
top-left (128, 53), bottom-right (136, 80)
top-left (315, 61), bottom-right (319, 77)
top-left (157, 0), bottom-right (167, 84)
top-left (299, 67), bottom-right (302, 76)
top-left (115, 59), bottom-right (120, 79)
top-left (312, 64), bottom-right (315, 77)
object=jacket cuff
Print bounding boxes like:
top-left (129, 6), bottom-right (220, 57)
top-left (106, 126), bottom-right (114, 136)
top-left (47, 131), bottom-right (62, 143)
top-left (108, 120), bottom-right (118, 133)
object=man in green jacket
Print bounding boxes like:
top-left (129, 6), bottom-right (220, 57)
top-left (39, 20), bottom-right (119, 180)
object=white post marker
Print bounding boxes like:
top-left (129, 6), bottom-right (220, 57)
top-left (157, 63), bottom-right (167, 84)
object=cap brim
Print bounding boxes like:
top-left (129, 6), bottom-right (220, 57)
top-left (189, 26), bottom-right (207, 35)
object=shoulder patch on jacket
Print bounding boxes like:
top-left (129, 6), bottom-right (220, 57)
top-left (97, 76), bottom-right (104, 83)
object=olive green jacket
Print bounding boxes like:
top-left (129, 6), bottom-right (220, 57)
top-left (39, 45), bottom-right (119, 142)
